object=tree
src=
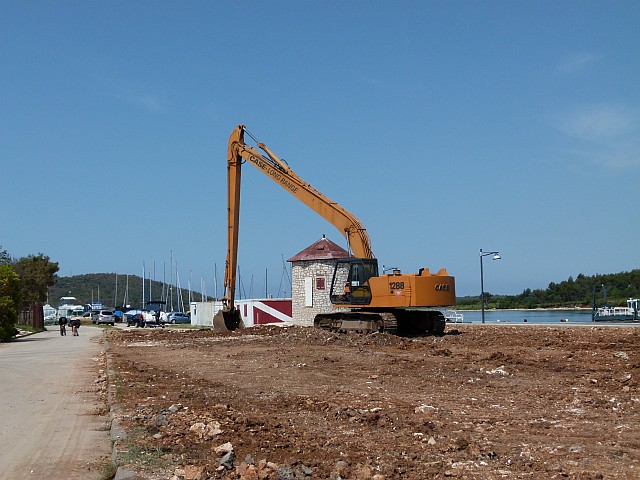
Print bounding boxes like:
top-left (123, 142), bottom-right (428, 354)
top-left (0, 265), bottom-right (21, 341)
top-left (482, 292), bottom-right (494, 303)
top-left (0, 245), bottom-right (11, 265)
top-left (12, 254), bottom-right (59, 307)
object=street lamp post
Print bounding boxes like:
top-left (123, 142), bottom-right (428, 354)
top-left (480, 249), bottom-right (501, 324)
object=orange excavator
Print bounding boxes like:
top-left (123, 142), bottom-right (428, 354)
top-left (213, 125), bottom-right (456, 335)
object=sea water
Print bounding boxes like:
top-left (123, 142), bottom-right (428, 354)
top-left (452, 309), bottom-right (593, 324)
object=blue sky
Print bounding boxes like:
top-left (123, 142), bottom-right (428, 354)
top-left (2, 1), bottom-right (639, 300)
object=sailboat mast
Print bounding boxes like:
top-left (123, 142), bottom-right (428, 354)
top-left (162, 262), bottom-right (166, 304)
top-left (123, 274), bottom-right (129, 308)
top-left (176, 267), bottom-right (183, 312)
top-left (152, 261), bottom-right (156, 301)
top-left (170, 251), bottom-right (174, 312)
top-left (214, 263), bottom-right (218, 301)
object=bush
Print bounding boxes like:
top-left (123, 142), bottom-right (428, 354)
top-left (0, 323), bottom-right (18, 342)
top-left (0, 265), bottom-right (21, 341)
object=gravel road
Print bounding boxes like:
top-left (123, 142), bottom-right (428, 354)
top-left (0, 326), bottom-right (111, 479)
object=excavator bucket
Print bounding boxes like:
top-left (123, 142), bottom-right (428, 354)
top-left (212, 308), bottom-right (244, 332)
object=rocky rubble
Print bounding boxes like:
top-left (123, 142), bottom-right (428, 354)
top-left (108, 324), bottom-right (639, 479)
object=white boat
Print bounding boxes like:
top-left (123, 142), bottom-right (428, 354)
top-left (43, 304), bottom-right (58, 324)
top-left (592, 298), bottom-right (639, 322)
top-left (57, 296), bottom-right (85, 320)
top-left (444, 309), bottom-right (465, 323)
top-left (592, 286), bottom-right (639, 322)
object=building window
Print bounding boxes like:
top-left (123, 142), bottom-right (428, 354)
top-left (316, 277), bottom-right (325, 290)
top-left (304, 277), bottom-right (313, 307)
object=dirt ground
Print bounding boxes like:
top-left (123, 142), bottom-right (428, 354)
top-left (106, 323), bottom-right (640, 479)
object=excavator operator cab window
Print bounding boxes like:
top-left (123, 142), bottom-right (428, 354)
top-left (330, 259), bottom-right (377, 305)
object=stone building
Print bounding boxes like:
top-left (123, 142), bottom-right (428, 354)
top-left (287, 235), bottom-right (351, 325)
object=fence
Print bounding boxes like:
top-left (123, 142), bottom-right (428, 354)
top-left (19, 304), bottom-right (44, 330)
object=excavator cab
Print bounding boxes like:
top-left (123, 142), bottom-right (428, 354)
top-left (330, 258), bottom-right (378, 305)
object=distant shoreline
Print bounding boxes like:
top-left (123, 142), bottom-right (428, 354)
top-left (456, 307), bottom-right (592, 312)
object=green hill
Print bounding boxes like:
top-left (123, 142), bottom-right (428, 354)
top-left (457, 269), bottom-right (640, 310)
top-left (48, 273), bottom-right (213, 310)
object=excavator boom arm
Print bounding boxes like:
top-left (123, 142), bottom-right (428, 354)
top-left (221, 125), bottom-right (373, 309)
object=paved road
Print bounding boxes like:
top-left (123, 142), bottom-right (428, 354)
top-left (0, 325), bottom-right (111, 479)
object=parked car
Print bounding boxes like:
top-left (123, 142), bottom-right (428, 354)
top-left (167, 312), bottom-right (190, 324)
top-left (93, 310), bottom-right (115, 325)
top-left (70, 313), bottom-right (87, 323)
top-left (113, 310), bottom-right (124, 323)
top-left (124, 310), bottom-right (163, 327)
top-left (125, 310), bottom-right (144, 327)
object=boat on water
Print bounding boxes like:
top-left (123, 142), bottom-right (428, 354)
top-left (592, 286), bottom-right (639, 322)
top-left (444, 309), bottom-right (465, 323)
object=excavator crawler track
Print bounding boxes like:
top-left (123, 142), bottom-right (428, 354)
top-left (314, 310), bottom-right (446, 337)
top-left (314, 312), bottom-right (397, 335)
top-left (395, 310), bottom-right (446, 336)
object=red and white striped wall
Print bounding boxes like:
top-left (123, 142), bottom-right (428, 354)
top-left (190, 298), bottom-right (292, 327)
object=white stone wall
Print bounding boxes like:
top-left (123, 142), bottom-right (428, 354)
top-left (291, 260), bottom-right (338, 325)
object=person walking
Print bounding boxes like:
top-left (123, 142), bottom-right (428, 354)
top-left (58, 317), bottom-right (67, 336)
top-left (70, 318), bottom-right (80, 336)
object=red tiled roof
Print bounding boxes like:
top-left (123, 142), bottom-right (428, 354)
top-left (287, 236), bottom-right (351, 262)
